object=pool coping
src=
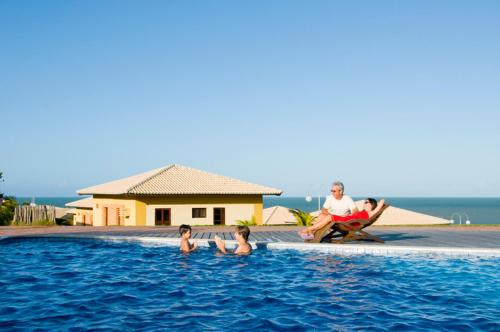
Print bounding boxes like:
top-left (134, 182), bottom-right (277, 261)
top-left (3, 234), bottom-right (500, 258)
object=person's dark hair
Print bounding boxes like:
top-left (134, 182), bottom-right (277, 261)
top-left (365, 198), bottom-right (378, 210)
top-left (236, 225), bottom-right (250, 241)
top-left (179, 224), bottom-right (192, 236)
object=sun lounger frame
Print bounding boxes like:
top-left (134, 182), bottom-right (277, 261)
top-left (305, 205), bottom-right (389, 244)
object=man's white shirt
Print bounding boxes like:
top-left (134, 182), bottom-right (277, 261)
top-left (323, 195), bottom-right (356, 216)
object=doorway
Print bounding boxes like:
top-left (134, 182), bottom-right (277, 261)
top-left (104, 207), bottom-right (108, 226)
top-left (213, 208), bottom-right (225, 225)
top-left (103, 206), bottom-right (120, 226)
top-left (155, 208), bottom-right (171, 226)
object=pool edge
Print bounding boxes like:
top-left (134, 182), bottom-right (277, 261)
top-left (2, 234), bottom-right (500, 257)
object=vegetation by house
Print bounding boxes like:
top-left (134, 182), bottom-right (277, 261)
top-left (0, 170), bottom-right (18, 225)
top-left (289, 209), bottom-right (316, 226)
top-left (237, 215), bottom-right (256, 226)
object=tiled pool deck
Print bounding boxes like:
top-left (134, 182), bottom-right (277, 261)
top-left (1, 226), bottom-right (499, 257)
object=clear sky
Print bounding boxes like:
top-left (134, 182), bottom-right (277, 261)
top-left (1, 1), bottom-right (499, 197)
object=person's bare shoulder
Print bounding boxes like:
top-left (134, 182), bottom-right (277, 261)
top-left (180, 239), bottom-right (190, 252)
top-left (235, 243), bottom-right (252, 255)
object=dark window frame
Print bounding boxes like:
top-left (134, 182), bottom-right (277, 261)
top-left (192, 208), bottom-right (207, 218)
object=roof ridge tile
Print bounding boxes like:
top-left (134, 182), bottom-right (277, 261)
top-left (126, 164), bottom-right (175, 194)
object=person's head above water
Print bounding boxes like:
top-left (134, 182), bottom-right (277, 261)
top-left (179, 224), bottom-right (192, 238)
top-left (331, 181), bottom-right (344, 199)
top-left (364, 198), bottom-right (378, 212)
top-left (235, 225), bottom-right (250, 242)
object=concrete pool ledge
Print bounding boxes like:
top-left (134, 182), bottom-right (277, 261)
top-left (266, 242), bottom-right (500, 258)
top-left (5, 233), bottom-right (499, 258)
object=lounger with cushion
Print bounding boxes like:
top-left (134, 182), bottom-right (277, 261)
top-left (305, 204), bottom-right (389, 244)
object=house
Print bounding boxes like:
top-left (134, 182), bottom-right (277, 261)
top-left (65, 197), bottom-right (93, 226)
top-left (74, 164), bottom-right (282, 226)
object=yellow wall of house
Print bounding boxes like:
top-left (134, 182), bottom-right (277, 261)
top-left (92, 196), bottom-right (138, 226)
top-left (144, 202), bottom-right (253, 226)
top-left (135, 200), bottom-right (147, 226)
top-left (254, 202), bottom-right (263, 225)
top-left (136, 195), bottom-right (262, 205)
top-left (73, 208), bottom-right (93, 226)
top-left (138, 195), bottom-right (262, 226)
top-left (90, 195), bottom-right (263, 226)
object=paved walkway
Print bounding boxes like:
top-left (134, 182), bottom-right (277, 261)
top-left (1, 226), bottom-right (499, 249)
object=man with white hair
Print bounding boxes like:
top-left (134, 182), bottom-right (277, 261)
top-left (299, 181), bottom-right (358, 239)
top-left (322, 181), bottom-right (358, 217)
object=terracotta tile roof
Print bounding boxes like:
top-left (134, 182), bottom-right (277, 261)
top-left (65, 197), bottom-right (93, 208)
top-left (77, 164), bottom-right (283, 196)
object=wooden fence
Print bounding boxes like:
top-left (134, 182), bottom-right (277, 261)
top-left (13, 205), bottom-right (56, 225)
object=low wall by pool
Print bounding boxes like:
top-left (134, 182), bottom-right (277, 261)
top-left (3, 234), bottom-right (499, 258)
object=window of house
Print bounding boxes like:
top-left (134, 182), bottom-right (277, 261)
top-left (192, 208), bottom-right (207, 218)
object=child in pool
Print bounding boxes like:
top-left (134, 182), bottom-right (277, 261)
top-left (215, 226), bottom-right (252, 255)
top-left (179, 224), bottom-right (198, 253)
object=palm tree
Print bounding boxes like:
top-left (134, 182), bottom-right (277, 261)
top-left (289, 209), bottom-right (316, 226)
top-left (236, 215), bottom-right (256, 226)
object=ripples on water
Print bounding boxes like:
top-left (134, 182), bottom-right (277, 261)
top-left (0, 238), bottom-right (499, 331)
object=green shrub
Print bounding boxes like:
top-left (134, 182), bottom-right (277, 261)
top-left (32, 220), bottom-right (56, 226)
top-left (236, 215), bottom-right (256, 226)
top-left (0, 197), bottom-right (17, 226)
top-left (289, 209), bottom-right (316, 226)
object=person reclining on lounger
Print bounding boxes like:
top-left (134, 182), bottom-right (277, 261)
top-left (298, 181), bottom-right (356, 238)
top-left (299, 197), bottom-right (386, 239)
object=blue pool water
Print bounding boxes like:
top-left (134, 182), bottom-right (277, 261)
top-left (1, 238), bottom-right (499, 331)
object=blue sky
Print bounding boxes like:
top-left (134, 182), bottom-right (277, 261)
top-left (1, 1), bottom-right (499, 197)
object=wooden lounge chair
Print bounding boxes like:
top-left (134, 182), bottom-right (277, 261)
top-left (305, 204), bottom-right (389, 244)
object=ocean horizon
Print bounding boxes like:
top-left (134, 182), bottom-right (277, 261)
top-left (9, 196), bottom-right (500, 225)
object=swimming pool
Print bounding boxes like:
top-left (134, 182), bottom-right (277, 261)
top-left (1, 238), bottom-right (498, 331)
